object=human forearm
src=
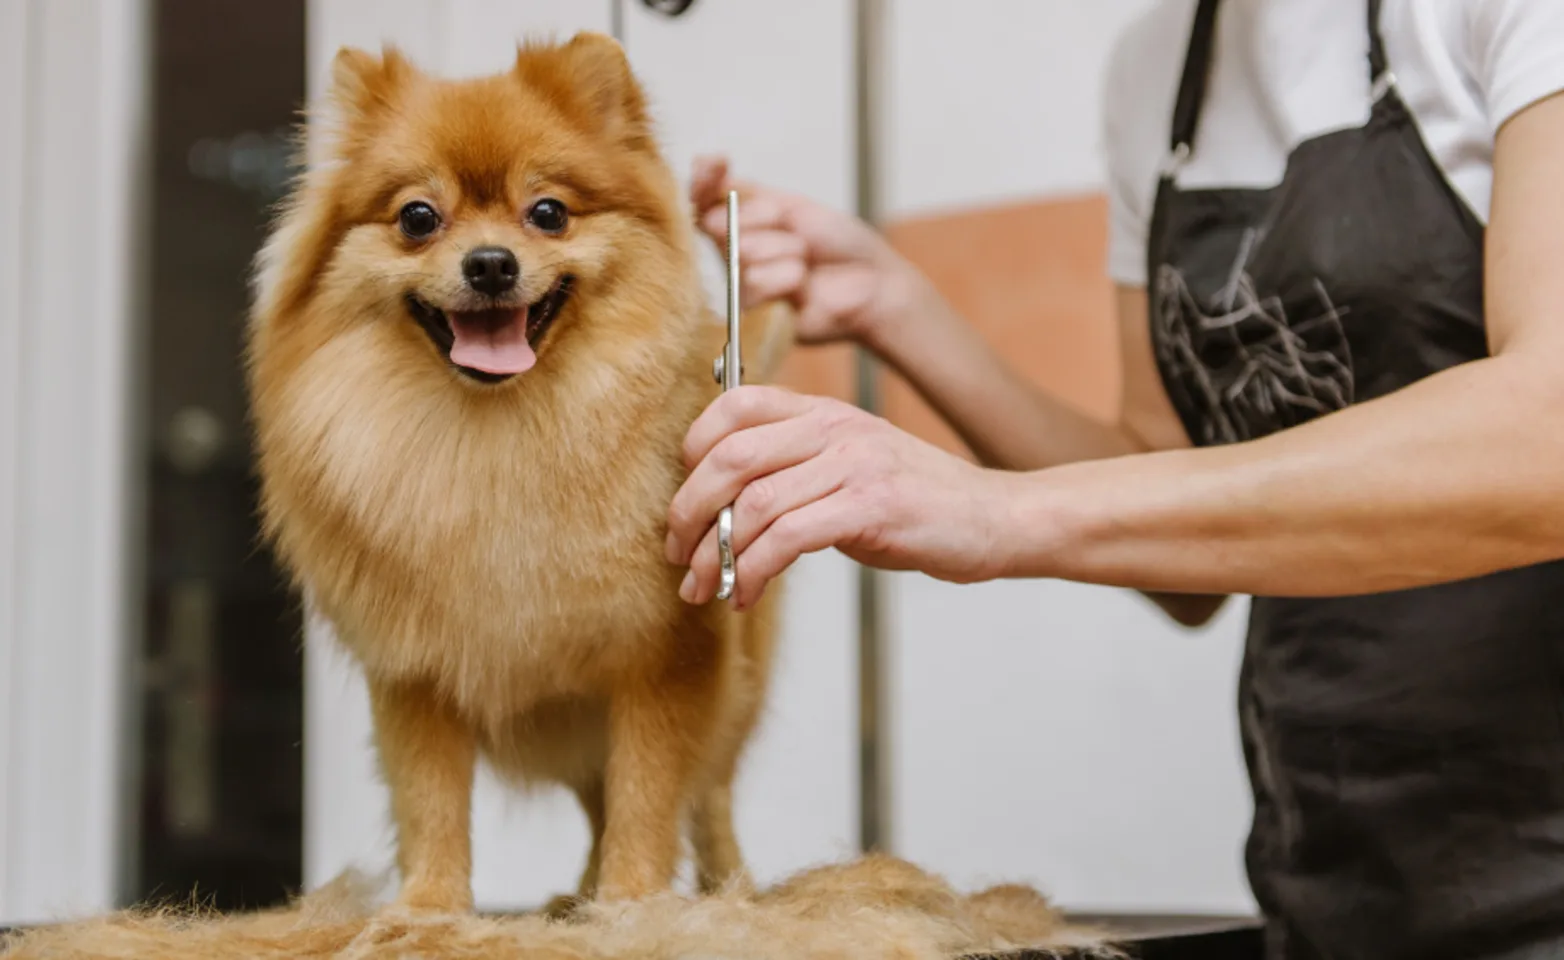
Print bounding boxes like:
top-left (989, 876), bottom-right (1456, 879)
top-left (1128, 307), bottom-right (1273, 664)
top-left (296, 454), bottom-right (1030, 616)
top-left (862, 276), bottom-right (1142, 471)
top-left (1003, 354), bottom-right (1564, 596)
top-left (864, 278), bottom-right (1225, 624)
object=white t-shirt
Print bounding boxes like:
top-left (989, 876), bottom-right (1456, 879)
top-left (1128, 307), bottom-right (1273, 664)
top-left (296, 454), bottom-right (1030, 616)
top-left (1104, 0), bottom-right (1564, 287)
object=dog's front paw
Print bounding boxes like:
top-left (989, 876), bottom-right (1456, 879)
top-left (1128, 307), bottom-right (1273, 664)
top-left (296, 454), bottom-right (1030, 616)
top-left (391, 878), bottom-right (474, 917)
top-left (543, 893), bottom-right (590, 923)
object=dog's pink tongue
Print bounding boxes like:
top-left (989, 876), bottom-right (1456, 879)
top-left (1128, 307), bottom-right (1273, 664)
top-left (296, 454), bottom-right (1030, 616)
top-left (448, 308), bottom-right (535, 375)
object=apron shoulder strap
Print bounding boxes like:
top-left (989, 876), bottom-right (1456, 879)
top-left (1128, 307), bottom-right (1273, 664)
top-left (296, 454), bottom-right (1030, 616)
top-left (1367, 0), bottom-right (1400, 103)
top-left (1168, 0), bottom-right (1221, 161)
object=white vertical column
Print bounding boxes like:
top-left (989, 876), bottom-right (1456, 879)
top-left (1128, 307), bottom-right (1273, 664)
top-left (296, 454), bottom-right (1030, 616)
top-left (622, 0), bottom-right (861, 883)
top-left (0, 0), bottom-right (28, 923)
top-left (302, 0), bottom-right (618, 912)
top-left (0, 0), bottom-right (150, 926)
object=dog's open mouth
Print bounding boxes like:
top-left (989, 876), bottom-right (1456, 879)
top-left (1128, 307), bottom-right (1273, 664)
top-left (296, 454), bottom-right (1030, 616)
top-left (406, 276), bottom-right (575, 384)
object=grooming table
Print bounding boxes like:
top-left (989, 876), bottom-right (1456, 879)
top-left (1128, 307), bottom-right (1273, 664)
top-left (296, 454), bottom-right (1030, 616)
top-left (3, 916), bottom-right (1263, 958)
top-left (1057, 914), bottom-right (1261, 957)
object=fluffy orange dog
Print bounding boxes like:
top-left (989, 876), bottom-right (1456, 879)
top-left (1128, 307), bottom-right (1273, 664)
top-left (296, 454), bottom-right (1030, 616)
top-left (245, 34), bottom-right (789, 914)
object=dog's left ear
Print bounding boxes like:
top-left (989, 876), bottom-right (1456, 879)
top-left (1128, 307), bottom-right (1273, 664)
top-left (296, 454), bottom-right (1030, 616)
top-left (517, 33), bottom-right (652, 149)
top-left (329, 45), bottom-right (416, 126)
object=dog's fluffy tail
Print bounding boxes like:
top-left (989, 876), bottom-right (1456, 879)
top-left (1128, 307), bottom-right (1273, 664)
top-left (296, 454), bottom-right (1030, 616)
top-left (740, 299), bottom-right (796, 386)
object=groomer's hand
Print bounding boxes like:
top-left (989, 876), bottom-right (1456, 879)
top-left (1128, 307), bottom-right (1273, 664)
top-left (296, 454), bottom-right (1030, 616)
top-left (690, 155), bottom-right (925, 347)
top-left (666, 385), bottom-right (1015, 609)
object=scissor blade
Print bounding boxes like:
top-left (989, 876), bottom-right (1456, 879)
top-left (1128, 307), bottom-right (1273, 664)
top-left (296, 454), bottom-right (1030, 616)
top-left (716, 190), bottom-right (742, 601)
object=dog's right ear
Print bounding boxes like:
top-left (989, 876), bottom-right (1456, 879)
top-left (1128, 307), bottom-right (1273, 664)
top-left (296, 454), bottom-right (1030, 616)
top-left (328, 45), bottom-right (413, 123)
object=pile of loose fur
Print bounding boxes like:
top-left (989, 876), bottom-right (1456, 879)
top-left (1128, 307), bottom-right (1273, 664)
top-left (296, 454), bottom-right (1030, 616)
top-left (1, 856), bottom-right (1118, 960)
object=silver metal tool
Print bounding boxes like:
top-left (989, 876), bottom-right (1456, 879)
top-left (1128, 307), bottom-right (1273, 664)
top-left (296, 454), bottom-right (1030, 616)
top-left (712, 190), bottom-right (742, 602)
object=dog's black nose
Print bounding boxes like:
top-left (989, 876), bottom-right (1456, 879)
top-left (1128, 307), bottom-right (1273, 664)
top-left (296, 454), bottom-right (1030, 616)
top-left (462, 246), bottom-right (519, 296)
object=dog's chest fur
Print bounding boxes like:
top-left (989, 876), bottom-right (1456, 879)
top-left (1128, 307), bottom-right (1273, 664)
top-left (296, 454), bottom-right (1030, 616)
top-left (264, 330), bottom-right (709, 729)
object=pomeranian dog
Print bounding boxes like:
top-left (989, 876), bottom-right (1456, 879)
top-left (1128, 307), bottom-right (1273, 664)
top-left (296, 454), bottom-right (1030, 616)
top-left (245, 34), bottom-right (791, 915)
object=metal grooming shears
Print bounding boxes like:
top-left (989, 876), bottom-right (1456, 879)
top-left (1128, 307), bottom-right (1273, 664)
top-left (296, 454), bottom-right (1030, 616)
top-left (712, 190), bottom-right (742, 602)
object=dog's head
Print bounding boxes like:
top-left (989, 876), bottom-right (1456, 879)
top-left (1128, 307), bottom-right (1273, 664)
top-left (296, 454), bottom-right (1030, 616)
top-left (256, 35), bottom-right (697, 389)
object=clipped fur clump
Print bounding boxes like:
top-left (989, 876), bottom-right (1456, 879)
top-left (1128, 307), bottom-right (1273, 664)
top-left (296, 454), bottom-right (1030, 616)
top-left (0, 857), bottom-right (1117, 960)
top-left (246, 31), bottom-right (795, 915)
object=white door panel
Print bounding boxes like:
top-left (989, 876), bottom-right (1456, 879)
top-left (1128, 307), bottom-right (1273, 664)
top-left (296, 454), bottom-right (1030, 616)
top-left (441, 0), bottom-right (613, 79)
top-left (622, 0), bottom-right (861, 883)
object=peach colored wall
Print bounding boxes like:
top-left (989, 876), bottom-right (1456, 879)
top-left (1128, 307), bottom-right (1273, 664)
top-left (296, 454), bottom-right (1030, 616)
top-left (884, 193), bottom-right (1121, 454)
top-left (775, 193), bottom-right (1122, 458)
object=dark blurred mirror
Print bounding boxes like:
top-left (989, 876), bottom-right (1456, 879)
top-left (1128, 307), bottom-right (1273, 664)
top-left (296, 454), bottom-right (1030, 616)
top-left (137, 0), bottom-right (306, 911)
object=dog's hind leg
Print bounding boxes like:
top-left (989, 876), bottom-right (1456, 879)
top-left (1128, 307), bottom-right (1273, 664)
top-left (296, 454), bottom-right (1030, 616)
top-left (690, 589), bottom-right (780, 895)
top-left (543, 779), bottom-right (606, 920)
top-left (690, 781), bottom-right (749, 895)
top-left (574, 777), bottom-right (607, 898)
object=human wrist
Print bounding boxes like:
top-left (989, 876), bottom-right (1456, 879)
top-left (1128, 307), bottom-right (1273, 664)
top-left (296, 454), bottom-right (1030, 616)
top-left (987, 464), bottom-right (1103, 582)
top-left (855, 267), bottom-right (953, 366)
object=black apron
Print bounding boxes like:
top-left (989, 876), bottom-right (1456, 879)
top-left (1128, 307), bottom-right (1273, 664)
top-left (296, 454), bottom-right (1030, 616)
top-left (1146, 2), bottom-right (1564, 957)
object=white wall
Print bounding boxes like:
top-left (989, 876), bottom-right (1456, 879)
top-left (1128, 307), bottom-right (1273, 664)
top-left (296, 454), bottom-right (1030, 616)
top-left (886, 578), bottom-right (1252, 913)
top-left (881, 1), bottom-right (1256, 914)
top-left (887, 0), bottom-right (1158, 218)
top-left (302, 0), bottom-right (859, 911)
top-left (0, 0), bottom-right (150, 927)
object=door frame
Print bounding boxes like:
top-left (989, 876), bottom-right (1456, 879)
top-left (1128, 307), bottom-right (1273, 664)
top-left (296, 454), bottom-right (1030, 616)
top-left (0, 0), bottom-right (151, 925)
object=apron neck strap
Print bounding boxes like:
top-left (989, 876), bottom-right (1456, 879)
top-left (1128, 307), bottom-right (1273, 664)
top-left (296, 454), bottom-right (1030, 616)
top-left (1164, 0), bottom-right (1394, 177)
top-left (1367, 0), bottom-right (1389, 81)
top-left (1167, 0), bottom-right (1220, 164)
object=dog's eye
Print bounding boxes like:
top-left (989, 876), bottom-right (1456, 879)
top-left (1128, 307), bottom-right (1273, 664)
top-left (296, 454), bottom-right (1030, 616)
top-left (528, 199), bottom-right (569, 234)
top-left (398, 201), bottom-right (442, 240)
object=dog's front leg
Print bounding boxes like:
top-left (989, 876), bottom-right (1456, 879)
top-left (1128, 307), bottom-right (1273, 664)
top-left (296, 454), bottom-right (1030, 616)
top-left (597, 659), bottom-right (718, 900)
top-left (368, 677), bottom-right (476, 914)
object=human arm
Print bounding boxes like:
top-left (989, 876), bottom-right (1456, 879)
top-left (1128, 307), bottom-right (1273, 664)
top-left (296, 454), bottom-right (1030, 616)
top-left (667, 94), bottom-right (1564, 608)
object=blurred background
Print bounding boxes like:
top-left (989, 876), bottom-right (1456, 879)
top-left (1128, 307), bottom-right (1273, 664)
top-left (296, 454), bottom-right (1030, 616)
top-left (0, 0), bottom-right (1254, 927)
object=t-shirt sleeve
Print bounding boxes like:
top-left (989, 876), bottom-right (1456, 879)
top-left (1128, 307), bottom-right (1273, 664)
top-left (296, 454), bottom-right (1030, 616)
top-left (1103, 23), bottom-right (1152, 288)
top-left (1465, 0), bottom-right (1564, 135)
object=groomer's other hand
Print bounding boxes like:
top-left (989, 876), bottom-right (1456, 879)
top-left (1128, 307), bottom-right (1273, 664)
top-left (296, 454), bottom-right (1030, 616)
top-left (690, 155), bottom-right (926, 347)
top-left (666, 385), bottom-right (1015, 609)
